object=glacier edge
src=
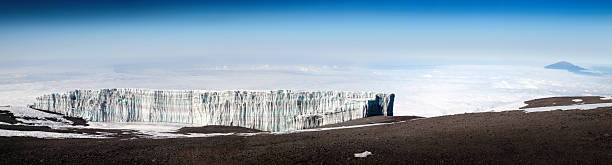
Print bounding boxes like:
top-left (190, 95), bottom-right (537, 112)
top-left (32, 89), bottom-right (394, 132)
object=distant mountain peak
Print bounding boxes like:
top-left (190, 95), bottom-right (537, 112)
top-left (545, 61), bottom-right (602, 76)
top-left (545, 61), bottom-right (586, 71)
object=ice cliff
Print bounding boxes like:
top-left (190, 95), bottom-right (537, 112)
top-left (32, 89), bottom-right (394, 132)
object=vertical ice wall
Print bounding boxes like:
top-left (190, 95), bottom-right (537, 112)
top-left (33, 89), bottom-right (394, 132)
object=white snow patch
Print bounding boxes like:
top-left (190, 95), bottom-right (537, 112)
top-left (0, 129), bottom-right (109, 139)
top-left (140, 120), bottom-right (411, 138)
top-left (120, 137), bottom-right (139, 140)
top-left (487, 102), bottom-right (529, 111)
top-left (105, 120), bottom-right (412, 138)
top-left (601, 96), bottom-right (612, 100)
top-left (273, 121), bottom-right (405, 135)
top-left (235, 132), bottom-right (261, 136)
top-left (572, 99), bottom-right (583, 103)
top-left (5, 106), bottom-right (74, 127)
top-left (131, 121), bottom-right (404, 138)
top-left (144, 132), bottom-right (235, 139)
top-left (95, 132), bottom-right (118, 137)
top-left (7, 106), bottom-right (63, 119)
top-left (521, 103), bottom-right (612, 112)
top-left (354, 151), bottom-right (373, 158)
top-left (86, 122), bottom-right (193, 133)
top-left (85, 116), bottom-right (412, 138)
top-left (87, 122), bottom-right (200, 138)
top-left (1, 106), bottom-right (77, 129)
top-left (15, 118), bottom-right (73, 129)
top-left (86, 122), bottom-right (266, 138)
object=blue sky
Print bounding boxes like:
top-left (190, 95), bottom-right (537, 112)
top-left (1, 0), bottom-right (612, 68)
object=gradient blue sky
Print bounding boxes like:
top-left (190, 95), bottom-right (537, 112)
top-left (2, 0), bottom-right (612, 68)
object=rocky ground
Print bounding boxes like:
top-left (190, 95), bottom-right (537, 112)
top-left (1, 96), bottom-right (612, 164)
top-left (521, 96), bottom-right (612, 108)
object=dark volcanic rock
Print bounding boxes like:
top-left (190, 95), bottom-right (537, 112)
top-left (521, 96), bottom-right (612, 109)
top-left (0, 110), bottom-right (20, 124)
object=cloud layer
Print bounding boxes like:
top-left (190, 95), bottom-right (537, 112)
top-left (1, 64), bottom-right (611, 117)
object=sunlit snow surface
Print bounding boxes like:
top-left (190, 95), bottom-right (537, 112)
top-left (0, 129), bottom-right (109, 139)
top-left (1, 65), bottom-right (612, 117)
top-left (0, 106), bottom-right (109, 139)
top-left (8, 106), bottom-right (74, 128)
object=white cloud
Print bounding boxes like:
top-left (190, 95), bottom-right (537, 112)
top-left (1, 64), bottom-right (611, 117)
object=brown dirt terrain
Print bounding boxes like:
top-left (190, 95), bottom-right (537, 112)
top-left (522, 96), bottom-right (612, 109)
top-left (2, 106), bottom-right (612, 164)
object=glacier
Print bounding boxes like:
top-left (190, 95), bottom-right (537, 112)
top-left (32, 89), bottom-right (394, 132)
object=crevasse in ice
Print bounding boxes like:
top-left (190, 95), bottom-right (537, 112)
top-left (32, 89), bottom-right (394, 132)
